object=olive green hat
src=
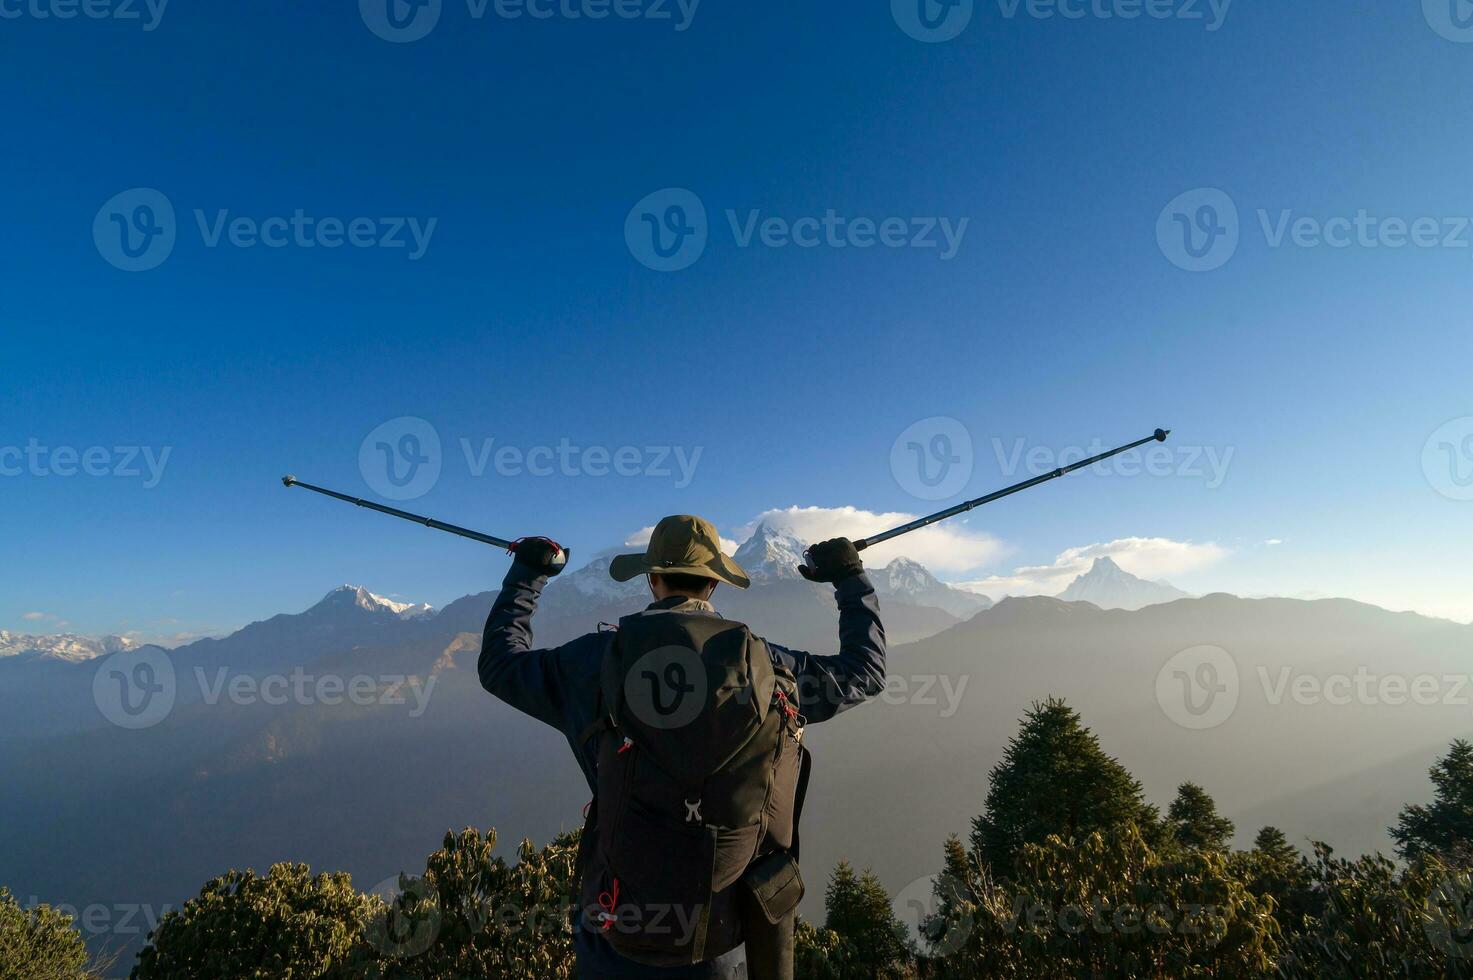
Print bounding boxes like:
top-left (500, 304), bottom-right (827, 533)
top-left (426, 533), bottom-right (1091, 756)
top-left (608, 514), bottom-right (750, 590)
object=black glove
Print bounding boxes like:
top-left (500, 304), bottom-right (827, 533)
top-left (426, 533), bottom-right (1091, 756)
top-left (798, 538), bottom-right (863, 584)
top-left (510, 537), bottom-right (567, 577)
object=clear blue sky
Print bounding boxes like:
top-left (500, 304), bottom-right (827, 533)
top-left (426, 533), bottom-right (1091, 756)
top-left (5, 0), bottom-right (1473, 640)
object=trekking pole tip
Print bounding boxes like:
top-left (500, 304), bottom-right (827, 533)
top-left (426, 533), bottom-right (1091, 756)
top-left (1154, 429), bottom-right (1170, 442)
top-left (281, 474), bottom-right (297, 487)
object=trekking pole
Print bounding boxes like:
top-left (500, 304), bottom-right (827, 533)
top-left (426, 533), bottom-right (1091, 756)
top-left (281, 476), bottom-right (569, 562)
top-left (855, 428), bottom-right (1170, 551)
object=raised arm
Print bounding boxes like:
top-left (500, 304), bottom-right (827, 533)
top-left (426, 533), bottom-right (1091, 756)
top-left (479, 538), bottom-right (593, 732)
top-left (768, 538), bottom-right (887, 725)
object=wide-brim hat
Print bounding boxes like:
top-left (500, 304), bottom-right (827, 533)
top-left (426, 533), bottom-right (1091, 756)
top-left (608, 514), bottom-right (750, 590)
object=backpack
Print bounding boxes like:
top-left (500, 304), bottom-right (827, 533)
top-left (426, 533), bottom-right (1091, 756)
top-left (576, 608), bottom-right (806, 966)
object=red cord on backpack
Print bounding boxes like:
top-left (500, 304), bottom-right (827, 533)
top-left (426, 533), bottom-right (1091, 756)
top-left (597, 879), bottom-right (621, 931)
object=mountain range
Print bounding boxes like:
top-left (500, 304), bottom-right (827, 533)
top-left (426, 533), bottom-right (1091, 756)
top-left (3, 527), bottom-right (1466, 971)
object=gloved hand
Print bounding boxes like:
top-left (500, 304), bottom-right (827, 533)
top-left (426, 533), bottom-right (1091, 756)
top-left (510, 537), bottom-right (567, 577)
top-left (798, 538), bottom-right (863, 584)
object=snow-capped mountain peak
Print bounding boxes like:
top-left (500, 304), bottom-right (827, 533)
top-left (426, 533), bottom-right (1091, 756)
top-left (870, 558), bottom-right (993, 619)
top-left (874, 556), bottom-right (941, 595)
top-left (556, 556), bottom-right (647, 601)
top-left (1056, 557), bottom-right (1191, 611)
top-left (320, 586), bottom-right (434, 620)
top-left (0, 630), bottom-right (140, 663)
top-left (732, 523), bottom-right (807, 581)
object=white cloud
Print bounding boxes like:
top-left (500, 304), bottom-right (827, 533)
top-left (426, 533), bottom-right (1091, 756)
top-left (956, 537), bottom-right (1227, 598)
top-left (21, 612), bottom-right (47, 621)
top-left (1265, 538), bottom-right (1284, 546)
top-left (730, 505), bottom-right (1007, 574)
top-left (624, 525), bottom-right (740, 556)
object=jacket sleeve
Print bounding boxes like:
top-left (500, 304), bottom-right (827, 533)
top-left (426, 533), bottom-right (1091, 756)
top-left (766, 572), bottom-right (887, 725)
top-left (479, 563), bottom-right (595, 732)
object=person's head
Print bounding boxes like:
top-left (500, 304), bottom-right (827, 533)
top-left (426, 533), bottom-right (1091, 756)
top-left (608, 514), bottom-right (750, 599)
top-left (647, 571), bottom-right (718, 601)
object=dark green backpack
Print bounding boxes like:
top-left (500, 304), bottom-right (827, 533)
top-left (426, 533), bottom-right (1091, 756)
top-left (577, 608), bottom-right (806, 966)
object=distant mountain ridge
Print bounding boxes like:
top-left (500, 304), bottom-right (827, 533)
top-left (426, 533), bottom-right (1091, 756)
top-left (1056, 556), bottom-right (1191, 610)
top-left (0, 630), bottom-right (137, 664)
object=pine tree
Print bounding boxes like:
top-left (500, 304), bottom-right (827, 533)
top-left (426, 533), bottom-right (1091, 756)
top-left (1167, 781), bottom-right (1236, 851)
top-left (822, 862), bottom-right (912, 979)
top-left (1391, 739), bottom-right (1473, 862)
top-left (1253, 825), bottom-right (1296, 862)
top-left (970, 698), bottom-right (1163, 878)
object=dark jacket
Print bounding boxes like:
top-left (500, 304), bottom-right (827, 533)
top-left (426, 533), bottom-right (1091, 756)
top-left (479, 563), bottom-right (887, 979)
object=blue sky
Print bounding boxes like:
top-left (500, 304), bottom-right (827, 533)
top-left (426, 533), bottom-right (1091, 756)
top-left (4, 0), bottom-right (1473, 641)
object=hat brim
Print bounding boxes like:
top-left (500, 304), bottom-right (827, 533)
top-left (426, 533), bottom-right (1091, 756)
top-left (608, 552), bottom-right (751, 590)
